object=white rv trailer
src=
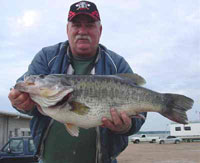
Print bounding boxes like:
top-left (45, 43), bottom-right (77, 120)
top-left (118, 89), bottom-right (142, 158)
top-left (170, 121), bottom-right (200, 142)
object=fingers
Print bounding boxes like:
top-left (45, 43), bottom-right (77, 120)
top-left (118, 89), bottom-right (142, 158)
top-left (16, 96), bottom-right (35, 111)
top-left (110, 108), bottom-right (123, 127)
top-left (102, 117), bottom-right (114, 129)
top-left (8, 89), bottom-right (35, 111)
top-left (102, 108), bottom-right (132, 133)
top-left (121, 111), bottom-right (132, 127)
top-left (8, 89), bottom-right (21, 100)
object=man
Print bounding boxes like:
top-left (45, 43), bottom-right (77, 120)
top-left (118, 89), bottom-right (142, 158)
top-left (8, 1), bottom-right (146, 163)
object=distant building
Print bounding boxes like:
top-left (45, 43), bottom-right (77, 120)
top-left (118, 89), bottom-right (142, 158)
top-left (0, 111), bottom-right (32, 148)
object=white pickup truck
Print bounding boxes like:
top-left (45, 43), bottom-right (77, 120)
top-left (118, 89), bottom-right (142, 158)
top-left (130, 134), bottom-right (159, 144)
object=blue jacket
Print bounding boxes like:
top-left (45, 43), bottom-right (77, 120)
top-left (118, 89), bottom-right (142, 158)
top-left (17, 41), bottom-right (146, 163)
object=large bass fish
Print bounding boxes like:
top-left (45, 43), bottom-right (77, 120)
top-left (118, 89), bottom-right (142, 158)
top-left (14, 73), bottom-right (194, 136)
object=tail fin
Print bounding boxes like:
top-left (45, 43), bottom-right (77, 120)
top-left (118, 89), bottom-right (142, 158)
top-left (161, 94), bottom-right (194, 124)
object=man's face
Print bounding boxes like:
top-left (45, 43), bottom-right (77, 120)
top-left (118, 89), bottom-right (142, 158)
top-left (67, 15), bottom-right (102, 57)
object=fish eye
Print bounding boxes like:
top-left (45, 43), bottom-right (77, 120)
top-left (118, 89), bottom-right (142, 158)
top-left (39, 75), bottom-right (45, 79)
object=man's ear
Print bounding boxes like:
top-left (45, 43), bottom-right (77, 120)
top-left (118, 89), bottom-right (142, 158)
top-left (66, 23), bottom-right (69, 35)
top-left (100, 25), bottom-right (102, 36)
top-left (99, 24), bottom-right (102, 37)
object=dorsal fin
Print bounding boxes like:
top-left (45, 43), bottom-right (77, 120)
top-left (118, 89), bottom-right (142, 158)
top-left (116, 73), bottom-right (146, 86)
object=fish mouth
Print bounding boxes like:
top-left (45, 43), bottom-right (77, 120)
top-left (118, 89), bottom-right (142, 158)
top-left (15, 75), bottom-right (37, 92)
top-left (14, 81), bottom-right (35, 93)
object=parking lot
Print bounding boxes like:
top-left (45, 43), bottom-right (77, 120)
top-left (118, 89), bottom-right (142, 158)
top-left (118, 142), bottom-right (200, 163)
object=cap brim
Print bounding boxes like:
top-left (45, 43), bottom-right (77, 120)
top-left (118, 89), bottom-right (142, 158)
top-left (68, 13), bottom-right (99, 21)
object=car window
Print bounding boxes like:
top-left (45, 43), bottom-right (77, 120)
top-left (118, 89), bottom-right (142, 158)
top-left (10, 139), bottom-right (23, 153)
top-left (28, 139), bottom-right (35, 153)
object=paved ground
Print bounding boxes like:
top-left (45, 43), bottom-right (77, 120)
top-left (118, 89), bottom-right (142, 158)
top-left (117, 142), bottom-right (200, 163)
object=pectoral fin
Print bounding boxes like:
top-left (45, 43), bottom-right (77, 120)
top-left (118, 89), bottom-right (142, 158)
top-left (65, 123), bottom-right (79, 137)
top-left (69, 101), bottom-right (90, 115)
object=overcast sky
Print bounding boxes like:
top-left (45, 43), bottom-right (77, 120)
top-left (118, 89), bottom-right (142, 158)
top-left (0, 0), bottom-right (199, 131)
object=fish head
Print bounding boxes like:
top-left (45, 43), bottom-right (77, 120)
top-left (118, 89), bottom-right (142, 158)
top-left (14, 74), bottom-right (73, 108)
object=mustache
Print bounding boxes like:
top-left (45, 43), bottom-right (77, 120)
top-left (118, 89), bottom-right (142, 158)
top-left (75, 35), bottom-right (92, 43)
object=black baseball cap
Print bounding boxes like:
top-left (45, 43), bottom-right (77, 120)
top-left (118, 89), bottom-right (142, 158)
top-left (68, 1), bottom-right (101, 21)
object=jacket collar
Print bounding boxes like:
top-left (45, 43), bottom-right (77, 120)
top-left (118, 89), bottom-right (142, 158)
top-left (65, 45), bottom-right (101, 75)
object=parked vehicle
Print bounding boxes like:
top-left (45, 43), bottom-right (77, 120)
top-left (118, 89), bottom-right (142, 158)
top-left (157, 136), bottom-right (182, 144)
top-left (170, 121), bottom-right (200, 142)
top-left (130, 134), bottom-right (159, 144)
top-left (0, 137), bottom-right (38, 163)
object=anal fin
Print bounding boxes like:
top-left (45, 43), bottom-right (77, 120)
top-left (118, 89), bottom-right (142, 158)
top-left (65, 123), bottom-right (79, 137)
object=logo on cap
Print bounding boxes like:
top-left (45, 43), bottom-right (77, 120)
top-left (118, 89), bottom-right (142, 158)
top-left (76, 1), bottom-right (90, 10)
top-left (68, 1), bottom-right (100, 21)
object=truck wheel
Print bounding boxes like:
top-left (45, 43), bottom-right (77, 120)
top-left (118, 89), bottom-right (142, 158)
top-left (134, 140), bottom-right (140, 144)
top-left (151, 139), bottom-right (156, 143)
top-left (160, 140), bottom-right (164, 144)
top-left (175, 140), bottom-right (180, 144)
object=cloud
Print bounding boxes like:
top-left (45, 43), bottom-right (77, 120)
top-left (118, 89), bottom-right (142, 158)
top-left (17, 10), bottom-right (39, 27)
top-left (6, 10), bottom-right (40, 37)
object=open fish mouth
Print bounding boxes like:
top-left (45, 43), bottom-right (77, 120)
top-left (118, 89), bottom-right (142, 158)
top-left (14, 81), bottom-right (35, 92)
top-left (14, 75), bottom-right (38, 92)
top-left (14, 74), bottom-right (74, 108)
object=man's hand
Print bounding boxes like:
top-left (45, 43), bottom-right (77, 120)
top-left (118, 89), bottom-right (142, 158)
top-left (102, 108), bottom-right (132, 133)
top-left (8, 89), bottom-right (35, 112)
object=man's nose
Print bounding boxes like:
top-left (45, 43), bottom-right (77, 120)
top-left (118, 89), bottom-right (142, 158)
top-left (78, 25), bottom-right (88, 34)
